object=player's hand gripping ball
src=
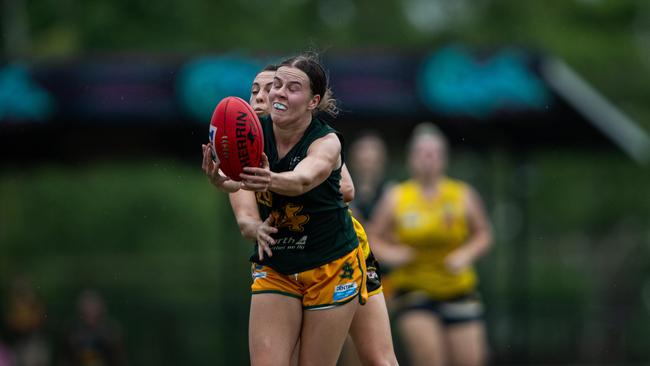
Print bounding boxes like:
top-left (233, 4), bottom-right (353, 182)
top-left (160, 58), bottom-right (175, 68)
top-left (209, 96), bottom-right (264, 181)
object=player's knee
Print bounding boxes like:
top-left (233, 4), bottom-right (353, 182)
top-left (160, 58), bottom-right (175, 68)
top-left (360, 352), bottom-right (399, 366)
top-left (367, 359), bottom-right (399, 366)
top-left (451, 351), bottom-right (485, 366)
top-left (251, 354), bottom-right (290, 366)
top-left (250, 338), bottom-right (291, 366)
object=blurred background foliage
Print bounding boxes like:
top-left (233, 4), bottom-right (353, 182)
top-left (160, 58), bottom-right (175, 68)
top-left (2, 0), bottom-right (650, 365)
top-left (1, 163), bottom-right (250, 365)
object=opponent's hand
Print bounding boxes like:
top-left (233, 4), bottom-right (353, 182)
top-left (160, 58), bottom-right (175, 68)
top-left (444, 249), bottom-right (472, 274)
top-left (240, 153), bottom-right (271, 192)
top-left (256, 215), bottom-right (278, 260)
top-left (202, 144), bottom-right (241, 193)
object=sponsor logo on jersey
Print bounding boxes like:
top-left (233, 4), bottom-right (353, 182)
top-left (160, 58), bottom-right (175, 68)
top-left (272, 236), bottom-right (308, 250)
top-left (402, 211), bottom-right (420, 229)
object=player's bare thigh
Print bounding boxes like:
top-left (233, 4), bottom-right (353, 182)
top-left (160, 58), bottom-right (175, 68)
top-left (397, 310), bottom-right (447, 366)
top-left (299, 300), bottom-right (359, 366)
top-left (348, 293), bottom-right (398, 366)
top-left (446, 320), bottom-right (487, 366)
top-left (249, 293), bottom-right (303, 366)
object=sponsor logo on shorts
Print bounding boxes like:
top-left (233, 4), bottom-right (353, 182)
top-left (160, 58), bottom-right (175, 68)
top-left (333, 282), bottom-right (358, 301)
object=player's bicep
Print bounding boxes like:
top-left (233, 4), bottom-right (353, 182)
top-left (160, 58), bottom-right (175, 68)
top-left (294, 133), bottom-right (341, 187)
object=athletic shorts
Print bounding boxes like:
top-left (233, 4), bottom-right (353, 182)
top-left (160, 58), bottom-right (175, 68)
top-left (390, 290), bottom-right (483, 325)
top-left (350, 213), bottom-right (383, 297)
top-left (366, 251), bottom-right (383, 297)
top-left (251, 245), bottom-right (368, 310)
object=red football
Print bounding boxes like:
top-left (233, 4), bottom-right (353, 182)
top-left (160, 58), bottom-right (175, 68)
top-left (209, 96), bottom-right (264, 181)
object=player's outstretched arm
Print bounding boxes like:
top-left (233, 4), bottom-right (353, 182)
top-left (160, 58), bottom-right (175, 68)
top-left (228, 189), bottom-right (263, 240)
top-left (229, 190), bottom-right (278, 260)
top-left (240, 133), bottom-right (341, 196)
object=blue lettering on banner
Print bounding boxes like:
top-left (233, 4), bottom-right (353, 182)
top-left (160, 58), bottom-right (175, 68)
top-left (333, 282), bottom-right (358, 301)
top-left (0, 64), bottom-right (54, 122)
top-left (177, 56), bottom-right (261, 121)
top-left (418, 45), bottom-right (550, 118)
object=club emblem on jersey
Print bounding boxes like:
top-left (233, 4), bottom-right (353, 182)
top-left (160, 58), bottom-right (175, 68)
top-left (270, 203), bottom-right (310, 232)
top-left (256, 191), bottom-right (273, 208)
top-left (402, 211), bottom-right (421, 229)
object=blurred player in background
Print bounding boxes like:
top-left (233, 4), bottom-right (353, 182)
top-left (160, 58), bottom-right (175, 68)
top-left (203, 60), bottom-right (397, 366)
top-left (369, 122), bottom-right (493, 366)
top-left (202, 54), bottom-right (368, 366)
top-left (340, 132), bottom-right (395, 365)
top-left (347, 131), bottom-right (391, 222)
top-left (60, 289), bottom-right (126, 366)
top-left (2, 276), bottom-right (51, 366)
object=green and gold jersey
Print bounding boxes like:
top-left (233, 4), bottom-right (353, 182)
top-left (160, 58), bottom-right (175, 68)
top-left (251, 116), bottom-right (359, 274)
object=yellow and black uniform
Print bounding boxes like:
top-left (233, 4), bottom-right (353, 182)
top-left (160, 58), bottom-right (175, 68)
top-left (251, 116), bottom-right (367, 309)
top-left (350, 214), bottom-right (383, 297)
top-left (389, 177), bottom-right (483, 324)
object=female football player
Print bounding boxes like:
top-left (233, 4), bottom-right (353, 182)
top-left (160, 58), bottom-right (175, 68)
top-left (202, 54), bottom-right (391, 366)
top-left (250, 64), bottom-right (397, 366)
top-left (369, 122), bottom-right (493, 366)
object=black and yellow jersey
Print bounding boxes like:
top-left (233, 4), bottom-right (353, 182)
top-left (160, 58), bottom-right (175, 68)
top-left (389, 178), bottom-right (476, 300)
